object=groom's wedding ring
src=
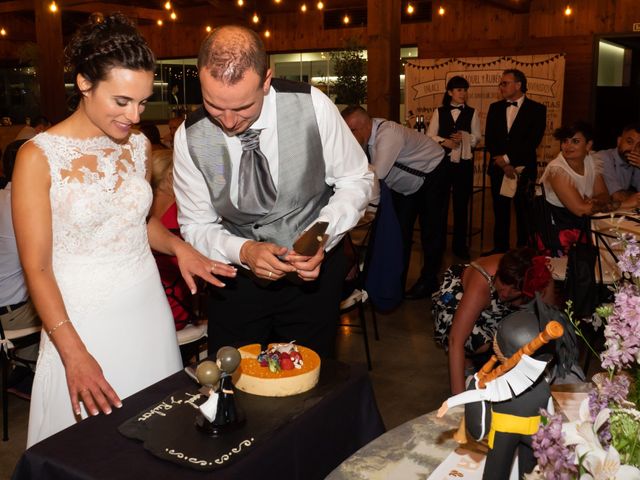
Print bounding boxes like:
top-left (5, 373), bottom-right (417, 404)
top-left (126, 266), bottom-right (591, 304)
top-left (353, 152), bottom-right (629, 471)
top-left (268, 271), bottom-right (273, 279)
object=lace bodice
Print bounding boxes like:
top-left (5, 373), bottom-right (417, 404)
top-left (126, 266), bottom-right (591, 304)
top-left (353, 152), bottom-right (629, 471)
top-left (32, 132), bottom-right (151, 262)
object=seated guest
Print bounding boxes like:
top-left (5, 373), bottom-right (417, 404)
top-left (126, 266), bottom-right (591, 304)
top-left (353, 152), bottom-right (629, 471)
top-left (0, 147), bottom-right (4, 189)
top-left (598, 122), bottom-right (640, 209)
top-left (540, 121), bottom-right (617, 255)
top-left (164, 110), bottom-right (186, 149)
top-left (0, 140), bottom-right (42, 399)
top-left (432, 248), bottom-right (552, 395)
top-left (150, 149), bottom-right (192, 331)
top-left (15, 115), bottom-right (51, 141)
top-left (138, 123), bottom-right (167, 151)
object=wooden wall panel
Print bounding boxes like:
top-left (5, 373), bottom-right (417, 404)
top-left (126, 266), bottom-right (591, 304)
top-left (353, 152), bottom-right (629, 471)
top-left (2, 0), bottom-right (638, 124)
top-left (137, 0), bottom-right (629, 125)
top-left (265, 12), bottom-right (366, 52)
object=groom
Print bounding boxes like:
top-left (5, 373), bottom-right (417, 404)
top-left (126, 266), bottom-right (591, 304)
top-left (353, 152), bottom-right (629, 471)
top-left (172, 25), bottom-right (373, 358)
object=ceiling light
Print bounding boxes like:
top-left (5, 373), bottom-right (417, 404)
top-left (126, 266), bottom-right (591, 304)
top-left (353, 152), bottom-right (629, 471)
top-left (343, 14), bottom-right (350, 24)
top-left (406, 3), bottom-right (414, 14)
top-left (317, 1), bottom-right (324, 9)
top-left (0, 28), bottom-right (6, 36)
top-left (164, 1), bottom-right (171, 10)
top-left (206, 25), bottom-right (212, 32)
top-left (170, 11), bottom-right (177, 20)
top-left (49, 1), bottom-right (58, 12)
top-left (237, 0), bottom-right (244, 6)
top-left (157, 19), bottom-right (163, 26)
top-left (252, 12), bottom-right (259, 23)
top-left (438, 6), bottom-right (445, 15)
top-left (300, 3), bottom-right (307, 12)
top-left (264, 29), bottom-right (271, 38)
top-left (564, 5), bottom-right (572, 15)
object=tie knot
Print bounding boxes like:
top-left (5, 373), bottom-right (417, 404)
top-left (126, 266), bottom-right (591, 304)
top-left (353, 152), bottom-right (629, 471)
top-left (238, 128), bottom-right (262, 151)
top-left (506, 101), bottom-right (518, 108)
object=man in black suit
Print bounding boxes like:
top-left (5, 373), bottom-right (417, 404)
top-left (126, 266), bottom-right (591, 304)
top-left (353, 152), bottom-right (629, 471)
top-left (484, 69), bottom-right (546, 254)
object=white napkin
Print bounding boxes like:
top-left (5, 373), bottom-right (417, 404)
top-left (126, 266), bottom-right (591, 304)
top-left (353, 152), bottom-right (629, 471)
top-left (449, 131), bottom-right (473, 164)
top-left (499, 166), bottom-right (525, 198)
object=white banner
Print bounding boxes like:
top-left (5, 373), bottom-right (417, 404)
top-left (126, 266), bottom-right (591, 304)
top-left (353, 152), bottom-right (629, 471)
top-left (405, 54), bottom-right (566, 184)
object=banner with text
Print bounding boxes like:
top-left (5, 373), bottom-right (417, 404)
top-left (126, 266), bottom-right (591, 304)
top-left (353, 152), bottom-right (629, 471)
top-left (405, 54), bottom-right (565, 184)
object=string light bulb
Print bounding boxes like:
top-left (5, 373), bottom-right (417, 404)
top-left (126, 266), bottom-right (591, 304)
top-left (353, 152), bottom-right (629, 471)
top-left (252, 12), bottom-right (259, 23)
top-left (170, 11), bottom-right (177, 20)
top-left (0, 28), bottom-right (6, 36)
top-left (157, 19), bottom-right (163, 26)
top-left (237, 0), bottom-right (244, 6)
top-left (49, 1), bottom-right (58, 12)
top-left (564, 5), bottom-right (572, 15)
top-left (300, 3), bottom-right (307, 12)
top-left (343, 13), bottom-right (350, 24)
top-left (438, 5), bottom-right (445, 15)
top-left (274, 0), bottom-right (281, 3)
top-left (406, 3), bottom-right (414, 14)
top-left (164, 1), bottom-right (171, 10)
top-left (264, 29), bottom-right (271, 38)
top-left (206, 25), bottom-right (212, 32)
top-left (317, 1), bottom-right (324, 9)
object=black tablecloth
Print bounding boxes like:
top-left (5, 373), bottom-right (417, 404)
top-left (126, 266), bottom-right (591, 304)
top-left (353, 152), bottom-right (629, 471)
top-left (12, 360), bottom-right (385, 480)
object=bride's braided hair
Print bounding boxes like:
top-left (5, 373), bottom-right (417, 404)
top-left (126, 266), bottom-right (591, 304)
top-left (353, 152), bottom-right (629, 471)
top-left (65, 12), bottom-right (155, 108)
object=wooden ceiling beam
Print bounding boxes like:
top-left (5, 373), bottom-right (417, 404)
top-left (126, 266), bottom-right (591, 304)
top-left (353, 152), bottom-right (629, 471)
top-left (0, 0), bottom-right (34, 14)
top-left (61, 2), bottom-right (166, 21)
top-left (483, 0), bottom-right (531, 13)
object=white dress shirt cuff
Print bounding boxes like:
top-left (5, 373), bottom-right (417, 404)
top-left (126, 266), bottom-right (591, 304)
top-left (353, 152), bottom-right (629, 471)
top-left (503, 155), bottom-right (510, 165)
top-left (223, 235), bottom-right (250, 266)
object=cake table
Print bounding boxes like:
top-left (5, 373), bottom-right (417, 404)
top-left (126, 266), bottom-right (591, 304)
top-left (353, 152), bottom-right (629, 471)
top-left (12, 360), bottom-right (384, 480)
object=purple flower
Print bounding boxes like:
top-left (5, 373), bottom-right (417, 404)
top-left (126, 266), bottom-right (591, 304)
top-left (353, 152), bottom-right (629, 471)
top-left (532, 410), bottom-right (577, 479)
top-left (601, 284), bottom-right (640, 371)
top-left (617, 235), bottom-right (640, 278)
top-left (588, 374), bottom-right (630, 446)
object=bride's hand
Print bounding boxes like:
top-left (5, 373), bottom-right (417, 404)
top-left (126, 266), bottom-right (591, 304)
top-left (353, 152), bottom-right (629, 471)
top-left (174, 241), bottom-right (237, 293)
top-left (65, 351), bottom-right (122, 417)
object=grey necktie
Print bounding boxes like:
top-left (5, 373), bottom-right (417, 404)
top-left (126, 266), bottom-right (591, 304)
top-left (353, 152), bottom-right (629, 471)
top-left (237, 128), bottom-right (277, 214)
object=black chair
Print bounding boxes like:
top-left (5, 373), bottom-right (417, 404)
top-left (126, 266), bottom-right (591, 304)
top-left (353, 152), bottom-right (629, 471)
top-left (339, 215), bottom-right (380, 371)
top-left (160, 268), bottom-right (209, 366)
top-left (1, 321), bottom-right (40, 441)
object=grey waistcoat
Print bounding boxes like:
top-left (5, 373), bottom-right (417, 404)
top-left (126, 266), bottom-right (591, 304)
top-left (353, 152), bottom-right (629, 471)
top-left (185, 78), bottom-right (332, 249)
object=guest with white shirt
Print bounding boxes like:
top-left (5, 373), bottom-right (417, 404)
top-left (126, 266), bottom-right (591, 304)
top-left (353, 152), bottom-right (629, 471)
top-left (484, 69), bottom-right (547, 255)
top-left (0, 140), bottom-right (41, 398)
top-left (342, 105), bottom-right (446, 300)
top-left (173, 26), bottom-right (373, 358)
top-left (427, 76), bottom-right (481, 260)
top-left (540, 121), bottom-right (616, 255)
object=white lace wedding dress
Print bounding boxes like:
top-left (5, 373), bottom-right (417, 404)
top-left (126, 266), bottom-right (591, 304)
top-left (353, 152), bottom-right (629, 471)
top-left (27, 132), bottom-right (182, 447)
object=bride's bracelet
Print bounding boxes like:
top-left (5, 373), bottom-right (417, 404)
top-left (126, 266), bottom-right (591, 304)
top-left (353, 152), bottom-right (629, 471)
top-left (47, 318), bottom-right (71, 336)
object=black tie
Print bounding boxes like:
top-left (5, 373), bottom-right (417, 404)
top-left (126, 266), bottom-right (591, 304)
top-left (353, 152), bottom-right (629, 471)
top-left (450, 105), bottom-right (463, 111)
top-left (237, 128), bottom-right (277, 214)
top-left (506, 101), bottom-right (518, 108)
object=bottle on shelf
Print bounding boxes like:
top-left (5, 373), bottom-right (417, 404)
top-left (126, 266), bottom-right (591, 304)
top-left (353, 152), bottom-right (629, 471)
top-left (414, 115), bottom-right (422, 134)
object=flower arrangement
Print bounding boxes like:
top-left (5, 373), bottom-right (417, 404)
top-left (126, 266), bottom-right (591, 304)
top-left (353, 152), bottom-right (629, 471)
top-left (527, 233), bottom-right (640, 480)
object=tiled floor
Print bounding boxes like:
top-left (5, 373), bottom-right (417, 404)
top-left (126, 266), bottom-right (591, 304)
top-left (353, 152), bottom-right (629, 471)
top-left (0, 189), bottom-right (491, 478)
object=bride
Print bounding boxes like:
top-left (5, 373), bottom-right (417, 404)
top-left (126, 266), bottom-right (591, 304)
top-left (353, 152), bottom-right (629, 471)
top-left (12, 13), bottom-right (237, 447)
